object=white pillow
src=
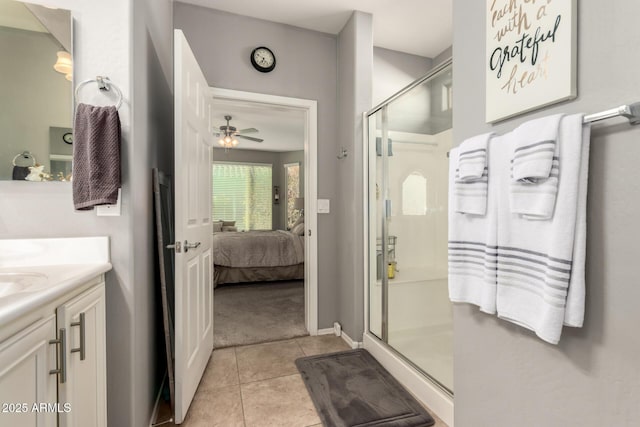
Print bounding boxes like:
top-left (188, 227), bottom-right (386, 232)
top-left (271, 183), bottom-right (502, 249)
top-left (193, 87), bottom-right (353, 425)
top-left (291, 223), bottom-right (305, 236)
top-left (291, 215), bottom-right (304, 228)
top-left (213, 221), bottom-right (223, 232)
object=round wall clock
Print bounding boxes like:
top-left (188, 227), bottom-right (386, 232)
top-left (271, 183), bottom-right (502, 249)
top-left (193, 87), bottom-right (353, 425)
top-left (250, 46), bottom-right (276, 73)
top-left (63, 132), bottom-right (73, 144)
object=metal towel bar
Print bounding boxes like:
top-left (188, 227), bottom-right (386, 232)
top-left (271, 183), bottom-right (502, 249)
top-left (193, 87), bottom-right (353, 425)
top-left (75, 76), bottom-right (123, 110)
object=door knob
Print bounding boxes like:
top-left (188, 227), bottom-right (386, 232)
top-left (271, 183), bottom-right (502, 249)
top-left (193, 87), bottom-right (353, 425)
top-left (184, 241), bottom-right (201, 252)
top-left (166, 242), bottom-right (182, 253)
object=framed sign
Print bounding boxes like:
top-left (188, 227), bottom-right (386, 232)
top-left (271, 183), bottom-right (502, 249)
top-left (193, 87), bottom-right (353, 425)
top-left (486, 0), bottom-right (577, 123)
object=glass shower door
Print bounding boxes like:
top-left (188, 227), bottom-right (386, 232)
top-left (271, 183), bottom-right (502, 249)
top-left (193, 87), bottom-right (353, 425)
top-left (367, 107), bottom-right (386, 340)
top-left (367, 63), bottom-right (454, 394)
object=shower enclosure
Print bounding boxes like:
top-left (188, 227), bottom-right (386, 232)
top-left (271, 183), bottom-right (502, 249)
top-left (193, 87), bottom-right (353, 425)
top-left (365, 60), bottom-right (453, 397)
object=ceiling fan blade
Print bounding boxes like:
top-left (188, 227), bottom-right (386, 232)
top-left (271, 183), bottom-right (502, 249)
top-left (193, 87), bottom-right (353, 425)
top-left (236, 135), bottom-right (264, 142)
top-left (237, 128), bottom-right (259, 134)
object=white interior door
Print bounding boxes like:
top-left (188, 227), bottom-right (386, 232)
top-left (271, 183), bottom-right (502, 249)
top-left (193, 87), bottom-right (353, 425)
top-left (174, 29), bottom-right (214, 424)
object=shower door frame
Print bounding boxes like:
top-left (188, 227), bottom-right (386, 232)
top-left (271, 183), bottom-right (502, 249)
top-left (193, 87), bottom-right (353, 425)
top-left (362, 58), bottom-right (454, 426)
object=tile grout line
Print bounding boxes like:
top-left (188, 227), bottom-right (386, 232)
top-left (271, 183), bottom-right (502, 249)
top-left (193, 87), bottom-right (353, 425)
top-left (294, 336), bottom-right (309, 356)
top-left (236, 339), bottom-right (306, 386)
top-left (239, 372), bottom-right (303, 387)
top-left (233, 346), bottom-right (247, 427)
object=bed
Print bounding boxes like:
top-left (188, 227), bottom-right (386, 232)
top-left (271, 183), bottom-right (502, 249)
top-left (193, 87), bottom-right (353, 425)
top-left (212, 229), bottom-right (305, 286)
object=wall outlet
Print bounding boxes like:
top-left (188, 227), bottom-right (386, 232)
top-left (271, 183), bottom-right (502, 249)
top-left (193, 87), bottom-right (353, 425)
top-left (333, 322), bottom-right (342, 337)
top-left (96, 188), bottom-right (121, 216)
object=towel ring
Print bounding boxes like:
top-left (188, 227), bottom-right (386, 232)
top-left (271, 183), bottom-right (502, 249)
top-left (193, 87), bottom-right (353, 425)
top-left (75, 76), bottom-right (123, 110)
top-left (12, 151), bottom-right (36, 167)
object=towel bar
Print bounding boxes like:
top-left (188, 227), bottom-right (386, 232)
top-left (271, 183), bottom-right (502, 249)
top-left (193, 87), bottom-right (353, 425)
top-left (445, 102), bottom-right (640, 157)
top-left (75, 76), bottom-right (123, 110)
top-left (583, 102), bottom-right (640, 125)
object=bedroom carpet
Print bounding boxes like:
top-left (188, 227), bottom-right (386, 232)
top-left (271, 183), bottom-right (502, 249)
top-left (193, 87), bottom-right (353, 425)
top-left (296, 349), bottom-right (436, 427)
top-left (214, 280), bottom-right (308, 348)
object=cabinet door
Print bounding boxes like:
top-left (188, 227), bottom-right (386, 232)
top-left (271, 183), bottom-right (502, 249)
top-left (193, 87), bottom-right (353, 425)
top-left (57, 284), bottom-right (106, 427)
top-left (0, 314), bottom-right (58, 427)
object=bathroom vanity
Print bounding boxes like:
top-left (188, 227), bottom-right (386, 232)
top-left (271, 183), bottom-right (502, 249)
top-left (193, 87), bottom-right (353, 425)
top-left (0, 237), bottom-right (111, 427)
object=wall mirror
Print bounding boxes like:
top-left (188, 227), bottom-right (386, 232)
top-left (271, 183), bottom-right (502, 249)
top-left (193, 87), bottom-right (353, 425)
top-left (0, 0), bottom-right (73, 182)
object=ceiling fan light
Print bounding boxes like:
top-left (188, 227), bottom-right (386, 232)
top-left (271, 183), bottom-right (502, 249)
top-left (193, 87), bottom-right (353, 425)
top-left (231, 139), bottom-right (239, 147)
top-left (218, 138), bottom-right (225, 146)
top-left (224, 135), bottom-right (232, 144)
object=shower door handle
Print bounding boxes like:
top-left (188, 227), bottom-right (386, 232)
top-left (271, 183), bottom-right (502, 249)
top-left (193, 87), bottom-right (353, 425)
top-left (385, 200), bottom-right (392, 217)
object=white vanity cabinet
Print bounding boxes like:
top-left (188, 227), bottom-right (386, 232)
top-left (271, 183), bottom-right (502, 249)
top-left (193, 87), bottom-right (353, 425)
top-left (57, 283), bottom-right (107, 427)
top-left (0, 278), bottom-right (107, 427)
top-left (0, 314), bottom-right (58, 427)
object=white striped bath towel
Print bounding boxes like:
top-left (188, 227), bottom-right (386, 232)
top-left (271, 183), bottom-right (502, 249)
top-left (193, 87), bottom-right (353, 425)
top-left (454, 132), bottom-right (494, 215)
top-left (448, 144), bottom-right (499, 314)
top-left (509, 114), bottom-right (564, 219)
top-left (496, 114), bottom-right (590, 344)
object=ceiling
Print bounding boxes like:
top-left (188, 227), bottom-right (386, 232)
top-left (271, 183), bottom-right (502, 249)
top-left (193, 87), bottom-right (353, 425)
top-left (178, 0), bottom-right (452, 58)
top-left (211, 100), bottom-right (305, 152)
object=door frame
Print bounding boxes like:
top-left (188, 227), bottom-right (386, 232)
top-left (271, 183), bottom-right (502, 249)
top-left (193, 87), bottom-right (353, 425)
top-left (209, 87), bottom-right (319, 335)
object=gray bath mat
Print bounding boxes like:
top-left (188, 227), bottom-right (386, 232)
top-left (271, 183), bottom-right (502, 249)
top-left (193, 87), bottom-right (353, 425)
top-left (296, 349), bottom-right (435, 427)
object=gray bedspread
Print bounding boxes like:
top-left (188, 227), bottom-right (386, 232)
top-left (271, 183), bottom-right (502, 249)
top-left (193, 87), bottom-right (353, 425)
top-left (213, 230), bottom-right (304, 268)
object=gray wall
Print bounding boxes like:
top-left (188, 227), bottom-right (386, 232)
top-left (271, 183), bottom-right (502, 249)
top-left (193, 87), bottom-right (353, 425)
top-left (453, 1), bottom-right (640, 426)
top-left (131, 0), bottom-right (174, 426)
top-left (0, 0), bottom-right (174, 425)
top-left (336, 11), bottom-right (372, 339)
top-left (372, 46), bottom-right (432, 107)
top-left (174, 2), bottom-right (340, 329)
top-left (0, 27), bottom-right (72, 179)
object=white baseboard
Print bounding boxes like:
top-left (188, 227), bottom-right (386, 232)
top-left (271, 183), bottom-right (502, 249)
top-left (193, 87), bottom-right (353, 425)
top-left (341, 330), bottom-right (362, 349)
top-left (317, 324), bottom-right (362, 349)
top-left (363, 333), bottom-right (454, 426)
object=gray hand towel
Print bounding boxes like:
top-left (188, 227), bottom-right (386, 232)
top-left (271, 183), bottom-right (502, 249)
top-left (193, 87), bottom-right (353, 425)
top-left (73, 103), bottom-right (121, 210)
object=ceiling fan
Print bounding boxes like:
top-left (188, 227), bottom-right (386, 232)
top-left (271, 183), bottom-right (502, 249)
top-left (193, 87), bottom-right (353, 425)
top-left (215, 115), bottom-right (263, 148)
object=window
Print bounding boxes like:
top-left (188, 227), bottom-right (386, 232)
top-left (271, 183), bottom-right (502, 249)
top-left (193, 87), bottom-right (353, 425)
top-left (212, 162), bottom-right (272, 230)
top-left (441, 82), bottom-right (453, 111)
top-left (284, 162), bottom-right (300, 229)
top-left (402, 172), bottom-right (427, 215)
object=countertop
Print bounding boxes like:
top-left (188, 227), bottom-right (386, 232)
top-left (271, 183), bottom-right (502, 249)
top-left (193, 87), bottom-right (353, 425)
top-left (0, 236), bottom-right (112, 326)
top-left (0, 263), bottom-right (112, 325)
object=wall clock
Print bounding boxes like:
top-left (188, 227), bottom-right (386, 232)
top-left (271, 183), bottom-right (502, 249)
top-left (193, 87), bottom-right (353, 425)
top-left (63, 132), bottom-right (73, 144)
top-left (250, 46), bottom-right (276, 73)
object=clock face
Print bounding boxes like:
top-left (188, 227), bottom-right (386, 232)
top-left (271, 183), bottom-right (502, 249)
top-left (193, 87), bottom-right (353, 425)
top-left (251, 47), bottom-right (276, 73)
top-left (63, 132), bottom-right (73, 144)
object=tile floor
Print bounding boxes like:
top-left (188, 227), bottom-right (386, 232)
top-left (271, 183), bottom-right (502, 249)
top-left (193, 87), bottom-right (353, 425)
top-left (157, 335), bottom-right (448, 427)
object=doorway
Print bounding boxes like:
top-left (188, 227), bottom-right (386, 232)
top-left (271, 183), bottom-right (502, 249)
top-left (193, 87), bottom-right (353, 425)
top-left (209, 87), bottom-right (319, 341)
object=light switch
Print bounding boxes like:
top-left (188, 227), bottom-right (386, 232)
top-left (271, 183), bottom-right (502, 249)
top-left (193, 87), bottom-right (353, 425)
top-left (317, 199), bottom-right (330, 214)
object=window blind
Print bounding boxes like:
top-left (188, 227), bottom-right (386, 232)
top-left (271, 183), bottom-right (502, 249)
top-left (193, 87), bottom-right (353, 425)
top-left (212, 162), bottom-right (272, 230)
